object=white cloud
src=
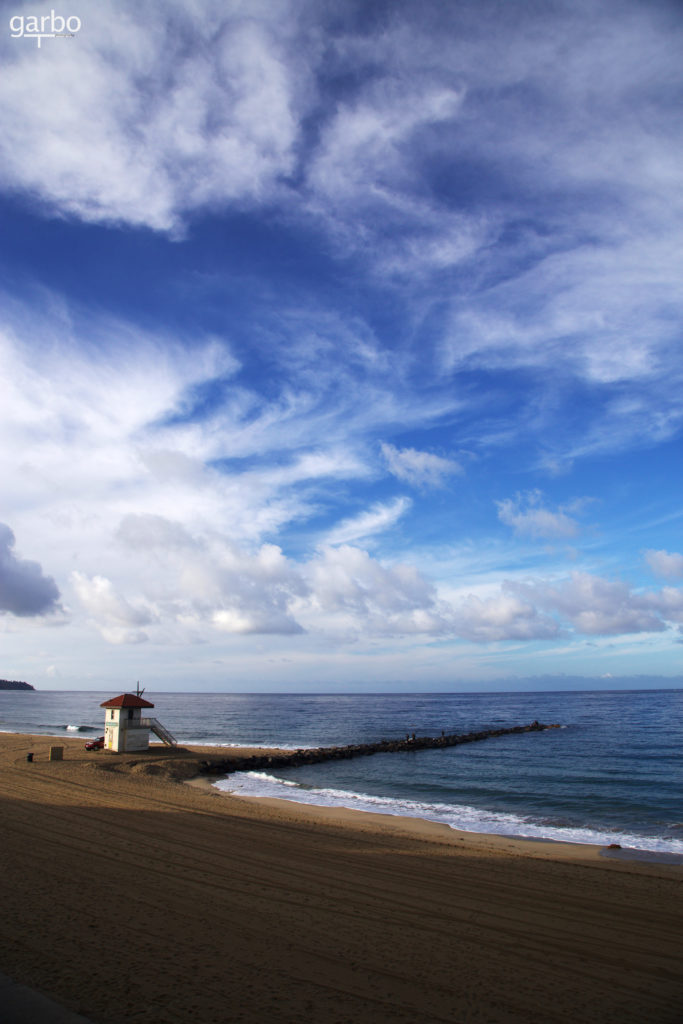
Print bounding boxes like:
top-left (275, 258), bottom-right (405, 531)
top-left (381, 443), bottom-right (461, 489)
top-left (509, 573), bottom-right (670, 636)
top-left (325, 498), bottom-right (411, 547)
top-left (450, 591), bottom-right (560, 644)
top-left (304, 77), bottom-right (491, 275)
top-left (72, 530), bottom-right (310, 641)
top-left (640, 586), bottom-right (683, 626)
top-left (71, 571), bottom-right (153, 644)
top-left (307, 84), bottom-right (464, 205)
top-left (645, 549), bottom-right (683, 580)
top-left (0, 293), bottom-right (389, 551)
top-left (440, 569), bottom-right (683, 644)
top-left (0, 278), bottom-right (680, 663)
top-left (72, 525), bottom-right (454, 644)
top-left (2, 0), bottom-right (682, 460)
top-left (301, 544), bottom-right (450, 639)
top-left (3, 1), bottom-right (683, 678)
top-left (205, 542), bottom-right (307, 636)
top-left (116, 514), bottom-right (197, 552)
top-left (0, 289), bottom-right (469, 653)
top-left (496, 491), bottom-right (583, 540)
top-left (0, 0), bottom-right (309, 232)
top-left (443, 233), bottom-right (683, 392)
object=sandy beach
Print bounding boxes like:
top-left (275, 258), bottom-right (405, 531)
top-left (1, 733), bottom-right (681, 1024)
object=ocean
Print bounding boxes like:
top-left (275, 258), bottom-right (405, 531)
top-left (2, 688), bottom-right (682, 856)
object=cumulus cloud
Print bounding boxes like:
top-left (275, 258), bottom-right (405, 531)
top-left (644, 549), bottom-right (683, 580)
top-left (496, 491), bottom-right (583, 540)
top-left (509, 573), bottom-right (670, 636)
top-left (639, 586), bottom-right (683, 626)
top-left (302, 544), bottom-right (452, 639)
top-left (76, 517), bottom-right (455, 644)
top-left (203, 543), bottom-right (307, 636)
top-left (381, 443), bottom-right (461, 490)
top-left (58, 508), bottom-right (683, 648)
top-left (442, 571), bottom-right (683, 644)
top-left (0, 524), bottom-right (60, 617)
top-left (450, 590), bottom-right (560, 644)
top-left (111, 523), bottom-right (308, 638)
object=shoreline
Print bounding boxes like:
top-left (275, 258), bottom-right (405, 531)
top-left (7, 730), bottom-right (683, 863)
top-left (1, 732), bottom-right (682, 1023)
top-left (219, 788), bottom-right (683, 866)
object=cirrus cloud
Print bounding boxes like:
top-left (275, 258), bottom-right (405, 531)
top-left (381, 443), bottom-right (462, 490)
top-left (0, 0), bottom-right (311, 232)
top-left (324, 497), bottom-right (411, 547)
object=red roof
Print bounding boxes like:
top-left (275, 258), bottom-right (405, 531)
top-left (100, 693), bottom-right (154, 709)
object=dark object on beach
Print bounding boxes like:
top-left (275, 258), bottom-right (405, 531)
top-left (606, 843), bottom-right (622, 849)
top-left (26, 752), bottom-right (33, 762)
top-left (85, 736), bottom-right (105, 751)
top-left (199, 721), bottom-right (562, 777)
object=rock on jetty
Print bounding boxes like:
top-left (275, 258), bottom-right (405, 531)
top-left (198, 720), bottom-right (561, 777)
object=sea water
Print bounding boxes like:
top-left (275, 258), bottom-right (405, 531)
top-left (1, 688), bottom-right (682, 855)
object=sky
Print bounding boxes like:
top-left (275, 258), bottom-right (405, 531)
top-left (1, 0), bottom-right (683, 693)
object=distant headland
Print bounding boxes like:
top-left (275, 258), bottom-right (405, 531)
top-left (0, 679), bottom-right (34, 691)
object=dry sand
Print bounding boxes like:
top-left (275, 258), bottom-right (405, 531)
top-left (1, 733), bottom-right (681, 1024)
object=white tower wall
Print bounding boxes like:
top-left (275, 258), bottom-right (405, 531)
top-left (104, 706), bottom-right (151, 752)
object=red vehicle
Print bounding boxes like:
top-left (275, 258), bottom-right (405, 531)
top-left (85, 735), bottom-right (105, 750)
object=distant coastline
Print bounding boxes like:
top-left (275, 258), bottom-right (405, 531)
top-left (0, 679), bottom-right (34, 691)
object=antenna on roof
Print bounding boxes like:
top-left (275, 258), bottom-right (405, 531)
top-left (136, 680), bottom-right (145, 697)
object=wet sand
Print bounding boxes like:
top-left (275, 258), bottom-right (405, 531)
top-left (1, 733), bottom-right (681, 1024)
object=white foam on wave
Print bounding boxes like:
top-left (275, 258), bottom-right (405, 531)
top-left (242, 771), bottom-right (300, 787)
top-left (215, 771), bottom-right (683, 856)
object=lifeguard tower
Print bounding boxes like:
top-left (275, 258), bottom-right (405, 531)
top-left (101, 691), bottom-right (176, 752)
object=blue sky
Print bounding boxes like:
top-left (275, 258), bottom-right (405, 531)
top-left (1, 0), bottom-right (683, 692)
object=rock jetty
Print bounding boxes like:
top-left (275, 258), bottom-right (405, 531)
top-left (198, 720), bottom-right (561, 777)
